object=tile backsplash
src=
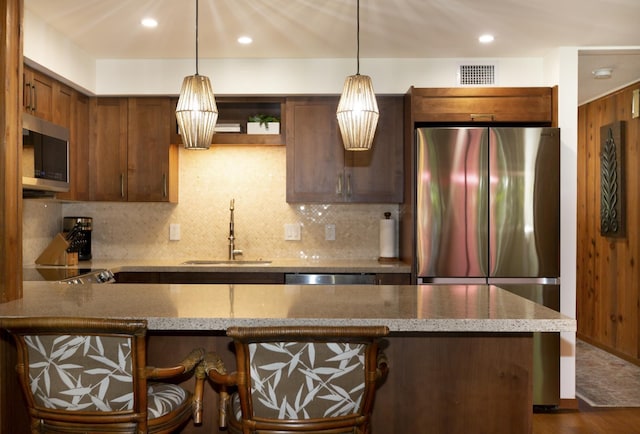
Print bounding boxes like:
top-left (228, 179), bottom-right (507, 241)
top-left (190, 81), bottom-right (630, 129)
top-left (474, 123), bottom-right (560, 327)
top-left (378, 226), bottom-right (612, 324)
top-left (23, 146), bottom-right (399, 264)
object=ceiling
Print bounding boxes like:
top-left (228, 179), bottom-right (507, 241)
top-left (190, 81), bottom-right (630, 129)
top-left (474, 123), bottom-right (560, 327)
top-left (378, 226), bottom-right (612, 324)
top-left (25, 0), bottom-right (640, 104)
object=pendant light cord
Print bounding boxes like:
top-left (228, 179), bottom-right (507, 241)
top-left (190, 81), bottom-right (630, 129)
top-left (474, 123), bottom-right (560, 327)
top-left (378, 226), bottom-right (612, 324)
top-left (195, 0), bottom-right (200, 75)
top-left (356, 0), bottom-right (360, 75)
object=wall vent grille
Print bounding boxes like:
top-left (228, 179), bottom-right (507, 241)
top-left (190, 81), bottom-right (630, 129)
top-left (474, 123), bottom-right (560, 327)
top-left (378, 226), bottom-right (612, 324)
top-left (458, 64), bottom-right (496, 85)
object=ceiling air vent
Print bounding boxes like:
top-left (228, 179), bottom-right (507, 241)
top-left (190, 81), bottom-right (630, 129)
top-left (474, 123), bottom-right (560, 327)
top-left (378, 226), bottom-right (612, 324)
top-left (458, 64), bottom-right (496, 85)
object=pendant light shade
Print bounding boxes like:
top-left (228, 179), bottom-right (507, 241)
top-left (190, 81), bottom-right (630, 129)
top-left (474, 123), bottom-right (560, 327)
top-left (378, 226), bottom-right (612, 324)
top-left (337, 74), bottom-right (379, 150)
top-left (337, 0), bottom-right (379, 151)
top-left (176, 0), bottom-right (218, 150)
top-left (176, 75), bottom-right (218, 150)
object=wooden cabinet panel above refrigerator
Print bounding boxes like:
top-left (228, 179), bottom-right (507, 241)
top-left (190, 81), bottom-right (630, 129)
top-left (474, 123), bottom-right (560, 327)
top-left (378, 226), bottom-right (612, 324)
top-left (409, 87), bottom-right (554, 123)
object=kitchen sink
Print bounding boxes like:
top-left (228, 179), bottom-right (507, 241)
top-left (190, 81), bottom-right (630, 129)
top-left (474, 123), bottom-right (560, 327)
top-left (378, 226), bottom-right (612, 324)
top-left (181, 260), bottom-right (272, 266)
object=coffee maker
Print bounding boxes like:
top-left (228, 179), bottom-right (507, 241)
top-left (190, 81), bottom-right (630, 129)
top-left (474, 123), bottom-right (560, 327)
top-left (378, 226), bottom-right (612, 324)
top-left (62, 217), bottom-right (92, 261)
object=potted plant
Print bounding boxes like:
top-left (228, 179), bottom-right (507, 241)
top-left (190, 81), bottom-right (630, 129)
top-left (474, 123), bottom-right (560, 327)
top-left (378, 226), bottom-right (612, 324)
top-left (247, 114), bottom-right (280, 135)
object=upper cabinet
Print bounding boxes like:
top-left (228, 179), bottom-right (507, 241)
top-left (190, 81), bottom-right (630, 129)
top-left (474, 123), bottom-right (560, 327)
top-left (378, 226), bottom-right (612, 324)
top-left (127, 98), bottom-right (176, 202)
top-left (23, 65), bottom-right (91, 201)
top-left (23, 66), bottom-right (54, 120)
top-left (408, 87), bottom-right (553, 123)
top-left (286, 95), bottom-right (403, 203)
top-left (90, 97), bottom-right (177, 202)
top-left (56, 92), bottom-right (91, 201)
top-left (170, 97), bottom-right (285, 146)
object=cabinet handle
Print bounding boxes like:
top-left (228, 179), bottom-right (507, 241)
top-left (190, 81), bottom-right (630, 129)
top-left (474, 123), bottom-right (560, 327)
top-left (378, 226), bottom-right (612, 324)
top-left (32, 84), bottom-right (37, 113)
top-left (120, 173), bottom-right (125, 198)
top-left (162, 173), bottom-right (167, 198)
top-left (470, 113), bottom-right (495, 121)
top-left (336, 173), bottom-right (343, 195)
top-left (346, 173), bottom-right (352, 197)
top-left (24, 81), bottom-right (31, 110)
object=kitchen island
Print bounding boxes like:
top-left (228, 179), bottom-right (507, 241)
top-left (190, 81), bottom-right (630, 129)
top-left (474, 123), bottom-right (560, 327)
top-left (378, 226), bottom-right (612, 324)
top-left (0, 282), bottom-right (575, 433)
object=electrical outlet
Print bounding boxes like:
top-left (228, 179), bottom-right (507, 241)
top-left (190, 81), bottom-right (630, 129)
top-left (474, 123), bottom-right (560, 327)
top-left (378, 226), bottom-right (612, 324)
top-left (325, 224), bottom-right (336, 241)
top-left (169, 223), bottom-right (181, 241)
top-left (284, 223), bottom-right (301, 241)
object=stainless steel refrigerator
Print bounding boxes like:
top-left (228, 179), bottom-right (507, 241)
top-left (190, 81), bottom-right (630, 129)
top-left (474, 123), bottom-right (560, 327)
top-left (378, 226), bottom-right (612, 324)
top-left (416, 126), bottom-right (560, 407)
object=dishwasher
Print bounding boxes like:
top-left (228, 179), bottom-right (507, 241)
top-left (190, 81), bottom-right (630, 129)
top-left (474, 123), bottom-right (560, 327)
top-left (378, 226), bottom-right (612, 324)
top-left (284, 273), bottom-right (377, 285)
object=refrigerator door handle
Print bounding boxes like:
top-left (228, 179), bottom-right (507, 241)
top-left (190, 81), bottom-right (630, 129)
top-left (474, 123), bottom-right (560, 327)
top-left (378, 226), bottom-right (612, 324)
top-left (487, 277), bottom-right (560, 285)
top-left (418, 277), bottom-right (487, 285)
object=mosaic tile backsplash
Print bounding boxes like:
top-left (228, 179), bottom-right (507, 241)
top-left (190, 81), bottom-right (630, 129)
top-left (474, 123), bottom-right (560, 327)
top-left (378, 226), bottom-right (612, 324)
top-left (23, 146), bottom-right (399, 264)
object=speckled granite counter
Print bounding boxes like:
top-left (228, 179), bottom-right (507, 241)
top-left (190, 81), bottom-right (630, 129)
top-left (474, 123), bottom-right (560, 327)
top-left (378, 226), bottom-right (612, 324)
top-left (1, 282), bottom-right (574, 433)
top-left (0, 282), bottom-right (574, 333)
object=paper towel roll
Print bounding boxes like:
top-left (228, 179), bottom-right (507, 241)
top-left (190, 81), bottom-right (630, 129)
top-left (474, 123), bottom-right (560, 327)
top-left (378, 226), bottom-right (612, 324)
top-left (379, 218), bottom-right (396, 259)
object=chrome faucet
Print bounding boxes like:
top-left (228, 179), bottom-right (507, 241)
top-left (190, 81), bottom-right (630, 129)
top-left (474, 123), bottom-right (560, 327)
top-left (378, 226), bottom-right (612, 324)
top-left (228, 199), bottom-right (243, 260)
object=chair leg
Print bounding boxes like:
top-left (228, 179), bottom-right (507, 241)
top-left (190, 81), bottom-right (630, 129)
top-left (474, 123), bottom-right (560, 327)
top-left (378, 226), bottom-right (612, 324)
top-left (219, 386), bottom-right (229, 429)
top-left (193, 365), bottom-right (206, 424)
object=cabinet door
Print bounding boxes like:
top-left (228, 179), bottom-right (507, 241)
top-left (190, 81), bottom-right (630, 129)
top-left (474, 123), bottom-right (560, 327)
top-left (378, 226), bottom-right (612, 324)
top-left (73, 93), bottom-right (91, 201)
top-left (89, 98), bottom-right (128, 201)
top-left (127, 98), bottom-right (176, 202)
top-left (23, 67), bottom-right (54, 120)
top-left (410, 87), bottom-right (553, 123)
top-left (286, 97), bottom-right (345, 203)
top-left (52, 83), bottom-right (72, 128)
top-left (56, 92), bottom-right (90, 201)
top-left (346, 95), bottom-right (404, 203)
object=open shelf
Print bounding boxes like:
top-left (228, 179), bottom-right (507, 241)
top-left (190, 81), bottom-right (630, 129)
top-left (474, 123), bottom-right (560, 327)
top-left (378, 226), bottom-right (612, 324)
top-left (171, 96), bottom-right (285, 146)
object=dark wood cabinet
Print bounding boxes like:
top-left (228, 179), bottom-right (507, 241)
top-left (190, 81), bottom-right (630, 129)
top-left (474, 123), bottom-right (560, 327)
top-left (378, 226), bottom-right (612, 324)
top-left (90, 97), bottom-right (178, 202)
top-left (57, 92), bottom-right (90, 201)
top-left (114, 272), bottom-right (286, 284)
top-left (286, 95), bottom-right (403, 203)
top-left (23, 66), bottom-right (54, 120)
top-left (89, 98), bottom-right (128, 201)
top-left (52, 82), bottom-right (73, 128)
top-left (127, 98), bottom-right (177, 202)
top-left (408, 87), bottom-right (553, 123)
top-left (375, 273), bottom-right (411, 285)
top-left (22, 65), bottom-right (92, 201)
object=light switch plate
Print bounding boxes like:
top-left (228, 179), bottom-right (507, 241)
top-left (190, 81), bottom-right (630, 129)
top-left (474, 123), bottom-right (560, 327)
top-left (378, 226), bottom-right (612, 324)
top-left (325, 224), bottom-right (336, 241)
top-left (284, 223), bottom-right (301, 241)
top-left (169, 223), bottom-right (181, 241)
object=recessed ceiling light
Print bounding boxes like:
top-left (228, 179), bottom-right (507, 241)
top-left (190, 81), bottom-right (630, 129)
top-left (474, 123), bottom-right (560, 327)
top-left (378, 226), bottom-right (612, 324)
top-left (141, 17), bottom-right (158, 28)
top-left (238, 36), bottom-right (253, 45)
top-left (478, 34), bottom-right (494, 44)
top-left (592, 67), bottom-right (613, 79)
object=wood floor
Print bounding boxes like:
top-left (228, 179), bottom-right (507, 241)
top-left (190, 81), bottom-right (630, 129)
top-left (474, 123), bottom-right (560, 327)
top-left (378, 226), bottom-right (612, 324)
top-left (533, 400), bottom-right (640, 433)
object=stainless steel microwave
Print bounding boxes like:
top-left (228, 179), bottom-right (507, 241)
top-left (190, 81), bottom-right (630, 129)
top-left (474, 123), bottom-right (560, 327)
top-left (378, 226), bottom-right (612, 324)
top-left (22, 113), bottom-right (70, 193)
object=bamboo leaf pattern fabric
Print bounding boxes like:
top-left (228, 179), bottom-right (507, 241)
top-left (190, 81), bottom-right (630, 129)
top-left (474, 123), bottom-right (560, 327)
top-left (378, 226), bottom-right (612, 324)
top-left (247, 341), bottom-right (366, 420)
top-left (25, 335), bottom-right (134, 412)
top-left (24, 334), bottom-right (187, 419)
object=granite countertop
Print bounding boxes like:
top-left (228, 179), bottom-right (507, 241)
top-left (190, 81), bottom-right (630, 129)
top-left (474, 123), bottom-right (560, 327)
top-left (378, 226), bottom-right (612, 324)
top-left (0, 282), bottom-right (575, 333)
top-left (26, 258), bottom-right (411, 276)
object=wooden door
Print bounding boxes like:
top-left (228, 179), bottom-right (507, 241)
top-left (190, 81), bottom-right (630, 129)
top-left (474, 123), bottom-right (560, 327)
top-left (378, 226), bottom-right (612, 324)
top-left (346, 95), bottom-right (404, 203)
top-left (89, 98), bottom-right (128, 201)
top-left (286, 97), bottom-right (345, 203)
top-left (127, 98), bottom-right (174, 202)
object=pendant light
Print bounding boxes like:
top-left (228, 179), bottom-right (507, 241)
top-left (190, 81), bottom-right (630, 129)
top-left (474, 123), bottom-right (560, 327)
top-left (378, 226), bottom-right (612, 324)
top-left (336, 0), bottom-right (379, 151)
top-left (176, 0), bottom-right (218, 150)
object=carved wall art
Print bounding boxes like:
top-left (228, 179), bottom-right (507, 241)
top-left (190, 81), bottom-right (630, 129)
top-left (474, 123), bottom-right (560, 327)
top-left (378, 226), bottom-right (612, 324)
top-left (600, 121), bottom-right (625, 237)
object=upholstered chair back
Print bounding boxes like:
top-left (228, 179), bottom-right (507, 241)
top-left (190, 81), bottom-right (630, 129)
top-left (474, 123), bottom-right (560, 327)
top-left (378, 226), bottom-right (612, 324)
top-left (202, 325), bottom-right (389, 434)
top-left (3, 317), bottom-right (204, 433)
